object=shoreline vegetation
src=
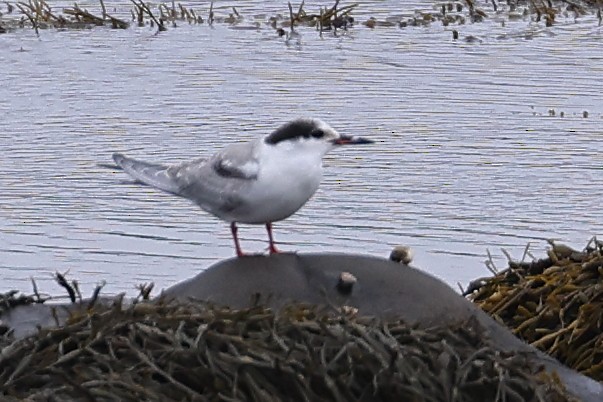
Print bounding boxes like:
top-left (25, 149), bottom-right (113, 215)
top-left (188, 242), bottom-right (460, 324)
top-left (0, 0), bottom-right (602, 37)
top-left (0, 238), bottom-right (602, 399)
top-left (1, 0), bottom-right (358, 36)
top-left (0, 295), bottom-right (572, 401)
top-left (467, 237), bottom-right (603, 383)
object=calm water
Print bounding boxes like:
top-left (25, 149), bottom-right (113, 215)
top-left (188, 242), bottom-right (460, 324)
top-left (1, 1), bottom-right (603, 297)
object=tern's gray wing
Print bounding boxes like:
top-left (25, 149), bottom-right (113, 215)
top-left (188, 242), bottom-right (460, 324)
top-left (113, 142), bottom-right (260, 216)
top-left (167, 141), bottom-right (260, 214)
top-left (208, 142), bottom-right (260, 180)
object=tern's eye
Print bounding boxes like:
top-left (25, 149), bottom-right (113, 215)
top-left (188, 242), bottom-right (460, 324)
top-left (310, 129), bottom-right (325, 139)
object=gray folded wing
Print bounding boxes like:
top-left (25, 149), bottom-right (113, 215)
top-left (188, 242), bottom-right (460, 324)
top-left (170, 142), bottom-right (260, 213)
top-left (113, 141), bottom-right (260, 217)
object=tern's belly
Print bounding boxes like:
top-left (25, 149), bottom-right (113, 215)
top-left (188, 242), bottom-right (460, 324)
top-left (229, 169), bottom-right (322, 224)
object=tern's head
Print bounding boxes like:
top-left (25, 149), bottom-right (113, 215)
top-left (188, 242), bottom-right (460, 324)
top-left (264, 118), bottom-right (373, 156)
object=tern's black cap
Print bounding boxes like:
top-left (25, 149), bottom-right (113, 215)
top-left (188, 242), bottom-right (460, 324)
top-left (264, 119), bottom-right (321, 145)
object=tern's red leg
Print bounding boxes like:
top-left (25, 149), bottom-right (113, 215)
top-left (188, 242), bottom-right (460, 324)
top-left (266, 222), bottom-right (280, 254)
top-left (230, 222), bottom-right (245, 257)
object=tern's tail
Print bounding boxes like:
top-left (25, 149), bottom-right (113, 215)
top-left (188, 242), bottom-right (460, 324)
top-left (112, 153), bottom-right (181, 195)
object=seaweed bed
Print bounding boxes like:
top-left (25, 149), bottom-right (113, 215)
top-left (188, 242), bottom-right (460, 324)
top-left (0, 0), bottom-right (357, 35)
top-left (467, 238), bottom-right (603, 383)
top-left (0, 294), bottom-right (571, 401)
top-left (1, 0), bottom-right (602, 37)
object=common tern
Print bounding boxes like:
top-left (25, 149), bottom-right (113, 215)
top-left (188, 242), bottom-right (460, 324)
top-left (112, 118), bottom-right (373, 256)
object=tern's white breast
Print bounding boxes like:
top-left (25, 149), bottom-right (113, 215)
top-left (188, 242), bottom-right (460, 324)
top-left (233, 142), bottom-right (324, 224)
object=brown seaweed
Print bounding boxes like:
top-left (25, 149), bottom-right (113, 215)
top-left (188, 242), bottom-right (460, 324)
top-left (468, 238), bottom-right (603, 382)
top-left (0, 293), bottom-right (572, 401)
top-left (2, 0), bottom-right (602, 37)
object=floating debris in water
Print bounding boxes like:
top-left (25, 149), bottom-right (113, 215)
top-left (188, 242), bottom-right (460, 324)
top-left (1, 0), bottom-right (602, 36)
top-left (0, 0), bottom-right (357, 35)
